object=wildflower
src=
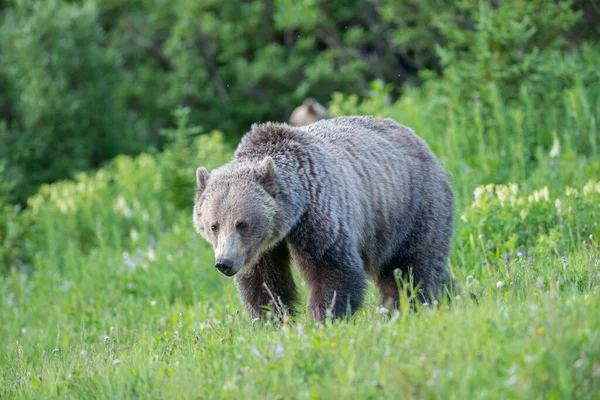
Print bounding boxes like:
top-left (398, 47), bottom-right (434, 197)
top-left (473, 186), bottom-right (486, 206)
top-left (517, 249), bottom-right (526, 257)
top-left (130, 229), bottom-right (140, 242)
top-left (536, 327), bottom-right (545, 335)
top-left (528, 304), bottom-right (538, 313)
top-left (147, 248), bottom-right (157, 262)
top-left (583, 180), bottom-right (600, 195)
top-left (330, 342), bottom-right (337, 348)
top-left (520, 208), bottom-right (529, 220)
top-left (549, 132), bottom-right (560, 158)
top-left (524, 355), bottom-right (536, 364)
top-left (150, 300), bottom-right (157, 307)
top-left (112, 359), bottom-right (121, 365)
top-left (251, 347), bottom-right (263, 359)
top-left (496, 281), bottom-right (504, 289)
top-left (555, 199), bottom-right (562, 216)
top-left (541, 187), bottom-right (550, 202)
top-left (114, 196), bottom-right (133, 218)
top-left (273, 343), bottom-right (285, 359)
top-left (565, 187), bottom-right (578, 197)
top-left (296, 324), bottom-right (305, 338)
top-left (505, 375), bottom-right (518, 387)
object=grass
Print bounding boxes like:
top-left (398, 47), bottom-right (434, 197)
top-left (2, 53), bottom-right (600, 399)
top-left (1, 240), bottom-right (599, 399)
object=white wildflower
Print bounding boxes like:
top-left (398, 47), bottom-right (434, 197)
top-left (273, 343), bottom-right (285, 359)
top-left (496, 281), bottom-right (504, 289)
top-left (473, 186), bottom-right (486, 206)
top-left (528, 304), bottom-right (538, 313)
top-left (565, 187), bottom-right (578, 197)
top-left (496, 185), bottom-right (509, 205)
top-left (541, 187), bottom-right (550, 202)
top-left (505, 375), bottom-right (518, 386)
top-left (549, 132), bottom-right (560, 158)
top-left (146, 248), bottom-right (157, 262)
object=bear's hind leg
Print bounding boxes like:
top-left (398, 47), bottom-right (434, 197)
top-left (408, 252), bottom-right (453, 304)
top-left (234, 241), bottom-right (298, 320)
top-left (375, 272), bottom-right (400, 310)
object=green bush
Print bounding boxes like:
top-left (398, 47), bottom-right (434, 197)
top-left (422, 0), bottom-right (581, 98)
top-left (1, 0), bottom-right (597, 203)
top-left (23, 126), bottom-right (231, 265)
top-left (0, 165), bottom-right (33, 271)
top-left (0, 1), bottom-right (146, 203)
top-left (329, 44), bottom-right (600, 206)
top-left (456, 181), bottom-right (600, 273)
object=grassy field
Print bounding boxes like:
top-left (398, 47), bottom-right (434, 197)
top-left (2, 64), bottom-right (600, 398)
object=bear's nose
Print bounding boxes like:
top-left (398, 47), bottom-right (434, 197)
top-left (215, 259), bottom-right (235, 276)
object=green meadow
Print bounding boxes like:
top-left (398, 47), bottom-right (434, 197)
top-left (1, 1), bottom-right (600, 398)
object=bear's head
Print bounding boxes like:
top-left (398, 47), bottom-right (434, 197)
top-left (288, 98), bottom-right (329, 126)
top-left (193, 156), bottom-right (282, 277)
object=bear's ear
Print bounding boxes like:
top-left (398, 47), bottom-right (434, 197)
top-left (196, 167), bottom-right (210, 192)
top-left (304, 98), bottom-right (317, 115)
top-left (257, 156), bottom-right (278, 197)
top-left (259, 156), bottom-right (275, 179)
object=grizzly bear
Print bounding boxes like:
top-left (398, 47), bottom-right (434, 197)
top-left (288, 98), bottom-right (329, 126)
top-left (193, 116), bottom-right (455, 321)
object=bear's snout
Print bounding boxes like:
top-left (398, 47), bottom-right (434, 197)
top-left (215, 258), bottom-right (237, 276)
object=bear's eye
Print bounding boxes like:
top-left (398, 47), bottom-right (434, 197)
top-left (210, 223), bottom-right (219, 233)
top-left (236, 221), bottom-right (249, 235)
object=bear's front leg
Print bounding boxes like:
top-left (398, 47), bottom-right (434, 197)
top-left (298, 243), bottom-right (367, 322)
top-left (234, 241), bottom-right (298, 320)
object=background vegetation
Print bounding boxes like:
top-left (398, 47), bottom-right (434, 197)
top-left (1, 0), bottom-right (599, 398)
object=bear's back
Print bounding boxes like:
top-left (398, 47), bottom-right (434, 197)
top-left (302, 116), bottom-right (436, 164)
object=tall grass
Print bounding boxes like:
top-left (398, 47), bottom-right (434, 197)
top-left (1, 53), bottom-right (600, 398)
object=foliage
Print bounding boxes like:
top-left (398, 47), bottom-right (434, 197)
top-left (0, 0), bottom-right (146, 203)
top-left (329, 44), bottom-right (600, 207)
top-left (158, 107), bottom-right (232, 210)
top-left (456, 181), bottom-right (600, 276)
top-left (22, 130), bottom-right (231, 264)
top-left (1, 171), bottom-right (600, 397)
top-left (0, 165), bottom-right (33, 270)
top-left (1, 0), bottom-right (598, 201)
top-left (0, 1), bottom-right (600, 398)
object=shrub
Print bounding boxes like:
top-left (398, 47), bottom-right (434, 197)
top-left (0, 165), bottom-right (33, 272)
top-left (24, 125), bottom-right (232, 261)
top-left (455, 180), bottom-right (600, 275)
top-left (0, 1), bottom-right (145, 203)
